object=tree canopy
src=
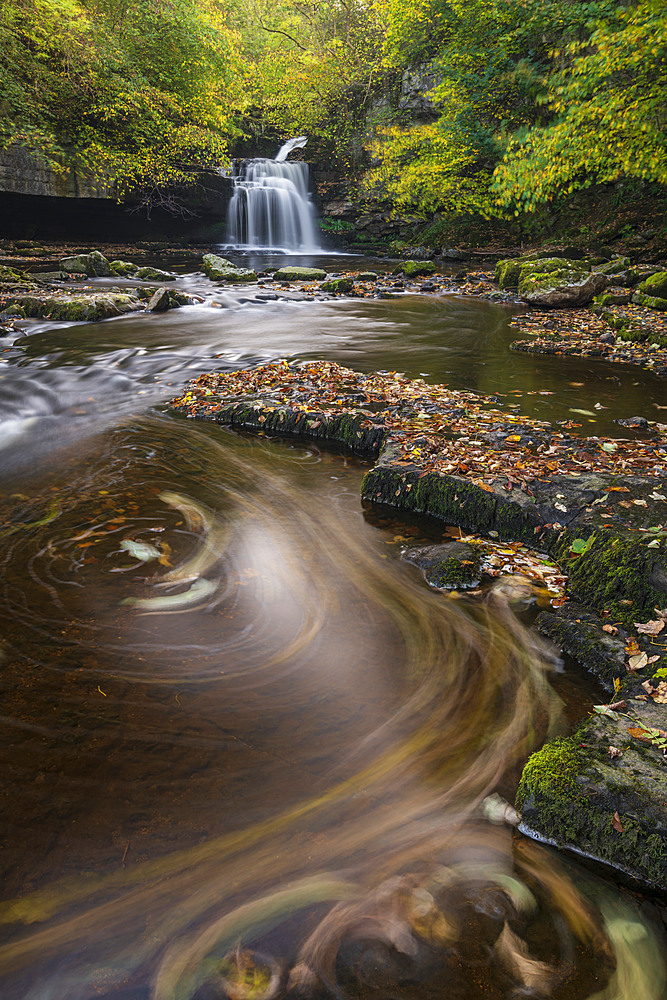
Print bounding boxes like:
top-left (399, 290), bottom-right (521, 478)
top-left (1, 0), bottom-right (664, 216)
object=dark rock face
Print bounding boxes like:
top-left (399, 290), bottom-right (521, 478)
top-left (518, 709), bottom-right (667, 891)
top-left (402, 541), bottom-right (482, 589)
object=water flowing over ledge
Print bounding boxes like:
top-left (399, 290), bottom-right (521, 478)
top-left (226, 139), bottom-right (319, 253)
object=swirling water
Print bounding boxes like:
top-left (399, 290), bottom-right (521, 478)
top-left (0, 257), bottom-right (665, 1000)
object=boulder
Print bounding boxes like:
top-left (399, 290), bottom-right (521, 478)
top-left (136, 266), bottom-right (176, 282)
top-left (110, 260), bottom-right (139, 276)
top-left (395, 260), bottom-right (437, 278)
top-left (321, 277), bottom-right (354, 293)
top-left (273, 266), bottom-right (326, 282)
top-left (201, 254), bottom-right (236, 279)
top-left (59, 250), bottom-right (112, 277)
top-left (637, 271), bottom-right (667, 298)
top-left (519, 263), bottom-right (608, 307)
top-left (147, 287), bottom-right (172, 312)
top-left (202, 254), bottom-right (257, 283)
top-left (6, 292), bottom-right (141, 321)
top-left (631, 292), bottom-right (667, 311)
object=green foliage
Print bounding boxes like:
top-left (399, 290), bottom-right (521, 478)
top-left (494, 2), bottom-right (667, 210)
top-left (0, 0), bottom-right (245, 195)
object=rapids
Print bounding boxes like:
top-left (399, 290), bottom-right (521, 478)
top-left (0, 256), bottom-right (665, 1000)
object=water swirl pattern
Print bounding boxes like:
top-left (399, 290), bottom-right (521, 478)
top-left (0, 261), bottom-right (665, 1000)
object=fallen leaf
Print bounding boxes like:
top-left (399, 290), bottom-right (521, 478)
top-left (593, 705), bottom-right (620, 720)
top-left (608, 746), bottom-right (623, 758)
top-left (612, 811), bottom-right (624, 833)
top-left (634, 619), bottom-right (665, 636)
top-left (602, 624), bottom-right (618, 634)
top-left (627, 652), bottom-right (648, 672)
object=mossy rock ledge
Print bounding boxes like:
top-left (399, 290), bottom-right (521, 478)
top-left (518, 710), bottom-right (667, 890)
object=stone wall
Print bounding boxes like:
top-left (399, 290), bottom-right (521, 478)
top-left (0, 145), bottom-right (114, 199)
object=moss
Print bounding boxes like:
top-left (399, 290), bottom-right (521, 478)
top-left (637, 270), bottom-right (667, 297)
top-left (517, 736), bottom-right (585, 813)
top-left (273, 267), bottom-right (326, 281)
top-left (594, 292), bottom-right (632, 307)
top-left (495, 259), bottom-right (524, 288)
top-left (518, 726), bottom-right (667, 887)
top-left (0, 265), bottom-right (22, 282)
top-left (399, 260), bottom-right (436, 277)
top-left (427, 551), bottom-right (481, 589)
top-left (321, 277), bottom-right (354, 293)
top-left (110, 260), bottom-right (139, 276)
top-left (631, 291), bottom-right (667, 312)
top-left (136, 266), bottom-right (176, 282)
top-left (518, 267), bottom-right (586, 297)
top-left (549, 528), bottom-right (667, 623)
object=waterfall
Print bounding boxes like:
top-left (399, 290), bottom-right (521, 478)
top-left (226, 138), bottom-right (319, 252)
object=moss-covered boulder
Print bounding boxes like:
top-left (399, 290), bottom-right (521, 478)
top-left (395, 260), bottom-right (437, 278)
top-left (519, 262), bottom-right (608, 307)
top-left (517, 707), bottom-right (667, 890)
top-left (202, 254), bottom-right (257, 283)
top-left (594, 291), bottom-right (633, 307)
top-left (273, 266), bottom-right (327, 282)
top-left (402, 541), bottom-right (482, 589)
top-left (637, 271), bottom-right (667, 298)
top-left (110, 260), bottom-right (139, 277)
top-left (202, 254), bottom-right (235, 279)
top-left (321, 276), bottom-right (355, 293)
top-left (357, 271), bottom-right (378, 281)
top-left (631, 291), bottom-right (667, 312)
top-left (0, 265), bottom-right (23, 283)
top-left (6, 292), bottom-right (141, 321)
top-left (136, 266), bottom-right (176, 282)
top-left (495, 258), bottom-right (525, 288)
top-left (59, 250), bottom-right (112, 277)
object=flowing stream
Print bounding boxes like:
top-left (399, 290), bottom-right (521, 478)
top-left (0, 255), bottom-right (665, 1000)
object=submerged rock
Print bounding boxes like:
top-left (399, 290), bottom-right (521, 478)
top-left (403, 541), bottom-right (482, 590)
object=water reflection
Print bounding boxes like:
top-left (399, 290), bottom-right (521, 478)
top-left (0, 417), bottom-right (664, 1000)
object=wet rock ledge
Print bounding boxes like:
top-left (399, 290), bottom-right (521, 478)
top-left (169, 361), bottom-right (667, 889)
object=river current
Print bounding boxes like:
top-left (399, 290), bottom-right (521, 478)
top-left (0, 253), bottom-right (665, 1000)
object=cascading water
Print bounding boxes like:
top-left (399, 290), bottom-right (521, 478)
top-left (226, 137), bottom-right (319, 252)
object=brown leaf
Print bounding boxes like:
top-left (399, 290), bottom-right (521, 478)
top-left (602, 624), bottom-right (618, 634)
top-left (608, 746), bottom-right (623, 759)
top-left (634, 619), bottom-right (665, 636)
top-left (627, 726), bottom-right (652, 742)
top-left (612, 811), bottom-right (624, 833)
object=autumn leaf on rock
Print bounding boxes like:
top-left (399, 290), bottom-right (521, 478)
top-left (634, 619), bottom-right (665, 636)
top-left (612, 811), bottom-right (624, 833)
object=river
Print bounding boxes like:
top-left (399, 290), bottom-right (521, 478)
top-left (0, 253), bottom-right (665, 1000)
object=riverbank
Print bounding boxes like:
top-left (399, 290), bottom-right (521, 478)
top-left (169, 359), bottom-right (667, 889)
